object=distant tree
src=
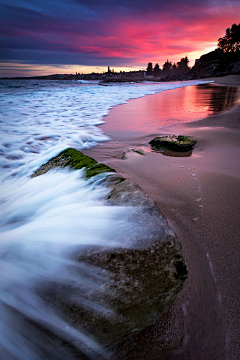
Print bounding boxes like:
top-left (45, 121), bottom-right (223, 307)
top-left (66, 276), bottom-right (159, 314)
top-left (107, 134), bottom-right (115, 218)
top-left (177, 56), bottom-right (190, 73)
top-left (146, 62), bottom-right (153, 75)
top-left (153, 63), bottom-right (161, 77)
top-left (217, 23), bottom-right (240, 53)
top-left (162, 60), bottom-right (172, 76)
top-left (172, 63), bottom-right (177, 74)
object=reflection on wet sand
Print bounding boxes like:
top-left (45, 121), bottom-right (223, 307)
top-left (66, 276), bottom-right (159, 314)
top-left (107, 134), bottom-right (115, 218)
top-left (145, 83), bottom-right (240, 126)
top-left (148, 84), bottom-right (239, 157)
top-left (200, 84), bottom-right (239, 114)
top-left (99, 83), bottom-right (240, 139)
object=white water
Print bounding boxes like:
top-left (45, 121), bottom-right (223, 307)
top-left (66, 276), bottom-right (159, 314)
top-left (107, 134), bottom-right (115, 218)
top-left (0, 79), bottom-right (210, 358)
top-left (0, 170), bottom-right (142, 359)
top-left (0, 79), bottom-right (210, 179)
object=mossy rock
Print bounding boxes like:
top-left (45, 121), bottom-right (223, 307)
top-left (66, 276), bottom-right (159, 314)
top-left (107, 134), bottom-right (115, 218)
top-left (31, 147), bottom-right (188, 355)
top-left (40, 175), bottom-right (188, 349)
top-left (149, 135), bottom-right (196, 152)
top-left (32, 148), bottom-right (115, 178)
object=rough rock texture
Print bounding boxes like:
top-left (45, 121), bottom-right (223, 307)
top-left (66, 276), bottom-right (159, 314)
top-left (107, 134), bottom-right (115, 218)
top-left (149, 135), bottom-right (196, 152)
top-left (33, 148), bottom-right (188, 355)
top-left (46, 239), bottom-right (186, 350)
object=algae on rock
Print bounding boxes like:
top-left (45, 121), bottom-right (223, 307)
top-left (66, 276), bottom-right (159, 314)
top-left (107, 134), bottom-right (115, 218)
top-left (32, 147), bottom-right (115, 178)
top-left (149, 135), bottom-right (196, 152)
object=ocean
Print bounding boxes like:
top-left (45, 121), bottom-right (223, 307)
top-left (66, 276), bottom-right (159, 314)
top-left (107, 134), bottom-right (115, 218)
top-left (0, 78), bottom-right (219, 359)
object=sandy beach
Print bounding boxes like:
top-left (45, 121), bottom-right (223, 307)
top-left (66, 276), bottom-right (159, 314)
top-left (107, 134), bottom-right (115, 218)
top-left (83, 75), bottom-right (240, 359)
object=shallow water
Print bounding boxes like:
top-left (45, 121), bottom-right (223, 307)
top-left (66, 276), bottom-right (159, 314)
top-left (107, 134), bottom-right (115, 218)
top-left (0, 79), bottom-right (214, 180)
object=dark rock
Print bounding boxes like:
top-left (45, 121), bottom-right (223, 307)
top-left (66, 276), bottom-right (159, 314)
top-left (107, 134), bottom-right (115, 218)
top-left (122, 148), bottom-right (145, 159)
top-left (69, 238), bottom-right (186, 348)
top-left (199, 61), bottom-right (219, 78)
top-left (226, 61), bottom-right (240, 75)
top-left (149, 135), bottom-right (196, 152)
top-left (190, 49), bottom-right (240, 79)
top-left (215, 71), bottom-right (227, 77)
top-left (33, 149), bottom-right (188, 352)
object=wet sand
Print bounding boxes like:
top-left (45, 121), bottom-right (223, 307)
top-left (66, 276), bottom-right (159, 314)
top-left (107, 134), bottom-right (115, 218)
top-left (84, 76), bottom-right (240, 360)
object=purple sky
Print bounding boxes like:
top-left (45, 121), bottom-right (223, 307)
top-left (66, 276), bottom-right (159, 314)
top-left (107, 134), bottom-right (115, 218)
top-left (0, 0), bottom-right (240, 76)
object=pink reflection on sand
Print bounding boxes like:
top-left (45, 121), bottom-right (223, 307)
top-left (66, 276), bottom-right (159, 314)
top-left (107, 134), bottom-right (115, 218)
top-left (101, 84), bottom-right (240, 138)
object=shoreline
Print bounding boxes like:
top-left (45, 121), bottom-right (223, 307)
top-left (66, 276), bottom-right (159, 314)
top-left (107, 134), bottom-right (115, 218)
top-left (83, 75), bottom-right (240, 359)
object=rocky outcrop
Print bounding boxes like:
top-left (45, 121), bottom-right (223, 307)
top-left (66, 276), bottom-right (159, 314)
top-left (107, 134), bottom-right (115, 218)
top-left (190, 49), bottom-right (240, 78)
top-left (149, 135), bottom-right (196, 152)
top-left (226, 61), bottom-right (240, 75)
top-left (33, 148), bottom-right (188, 354)
top-left (74, 240), bottom-right (186, 347)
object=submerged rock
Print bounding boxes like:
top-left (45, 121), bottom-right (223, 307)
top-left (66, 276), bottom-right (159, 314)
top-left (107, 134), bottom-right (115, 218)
top-left (33, 148), bottom-right (188, 354)
top-left (122, 148), bottom-right (145, 159)
top-left (149, 135), bottom-right (196, 152)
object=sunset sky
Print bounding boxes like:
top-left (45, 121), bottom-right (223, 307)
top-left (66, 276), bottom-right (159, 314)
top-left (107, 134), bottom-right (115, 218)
top-left (0, 0), bottom-right (240, 77)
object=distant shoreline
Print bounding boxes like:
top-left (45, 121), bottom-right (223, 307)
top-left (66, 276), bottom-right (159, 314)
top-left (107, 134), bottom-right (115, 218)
top-left (1, 74), bottom-right (238, 85)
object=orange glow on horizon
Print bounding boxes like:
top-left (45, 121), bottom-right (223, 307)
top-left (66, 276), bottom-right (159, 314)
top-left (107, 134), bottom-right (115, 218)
top-left (0, 42), bottom-right (218, 78)
top-left (0, 63), bottom-right (141, 77)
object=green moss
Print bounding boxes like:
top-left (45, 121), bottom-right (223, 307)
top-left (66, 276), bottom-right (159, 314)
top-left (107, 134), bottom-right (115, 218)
top-left (177, 135), bottom-right (186, 141)
top-left (33, 148), bottom-right (115, 179)
top-left (59, 148), bottom-right (115, 178)
top-left (84, 163), bottom-right (114, 178)
top-left (115, 177), bottom-right (125, 184)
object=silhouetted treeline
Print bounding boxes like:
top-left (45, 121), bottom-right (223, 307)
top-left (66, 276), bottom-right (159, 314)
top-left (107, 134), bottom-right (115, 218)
top-left (217, 23), bottom-right (240, 53)
top-left (146, 56), bottom-right (190, 78)
top-left (146, 23), bottom-right (240, 80)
